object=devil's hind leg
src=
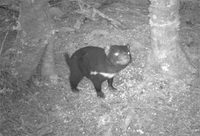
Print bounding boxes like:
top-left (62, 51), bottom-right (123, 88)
top-left (69, 70), bottom-right (83, 92)
top-left (68, 59), bottom-right (84, 93)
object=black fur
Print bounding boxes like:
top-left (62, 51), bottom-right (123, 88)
top-left (65, 45), bottom-right (131, 98)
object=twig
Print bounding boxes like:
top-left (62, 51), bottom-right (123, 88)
top-left (183, 121), bottom-right (196, 136)
top-left (0, 24), bottom-right (12, 55)
top-left (0, 30), bottom-right (9, 55)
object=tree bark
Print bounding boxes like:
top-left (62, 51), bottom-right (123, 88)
top-left (17, 0), bottom-right (58, 83)
top-left (149, 0), bottom-right (181, 76)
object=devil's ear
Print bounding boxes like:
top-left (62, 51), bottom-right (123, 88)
top-left (104, 45), bottom-right (110, 56)
top-left (126, 44), bottom-right (130, 49)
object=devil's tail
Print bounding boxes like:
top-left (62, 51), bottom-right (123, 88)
top-left (64, 53), bottom-right (71, 68)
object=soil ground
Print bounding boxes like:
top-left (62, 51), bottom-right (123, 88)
top-left (0, 0), bottom-right (200, 136)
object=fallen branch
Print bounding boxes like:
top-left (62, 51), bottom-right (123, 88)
top-left (75, 0), bottom-right (126, 29)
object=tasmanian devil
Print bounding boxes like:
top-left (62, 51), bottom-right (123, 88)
top-left (64, 44), bottom-right (132, 98)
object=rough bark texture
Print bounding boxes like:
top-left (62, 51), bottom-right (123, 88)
top-left (17, 0), bottom-right (58, 82)
top-left (41, 35), bottom-right (58, 84)
top-left (149, 0), bottom-right (181, 76)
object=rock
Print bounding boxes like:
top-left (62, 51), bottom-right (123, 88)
top-left (49, 7), bottom-right (64, 19)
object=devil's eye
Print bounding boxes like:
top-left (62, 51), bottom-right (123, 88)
top-left (114, 52), bottom-right (119, 56)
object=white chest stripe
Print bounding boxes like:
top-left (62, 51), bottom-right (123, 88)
top-left (90, 71), bottom-right (116, 78)
top-left (90, 71), bottom-right (98, 75)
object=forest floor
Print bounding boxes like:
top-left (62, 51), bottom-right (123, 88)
top-left (0, 0), bottom-right (200, 136)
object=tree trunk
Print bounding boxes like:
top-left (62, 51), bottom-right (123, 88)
top-left (149, 0), bottom-right (181, 76)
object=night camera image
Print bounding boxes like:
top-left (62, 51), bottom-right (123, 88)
top-left (0, 0), bottom-right (200, 136)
